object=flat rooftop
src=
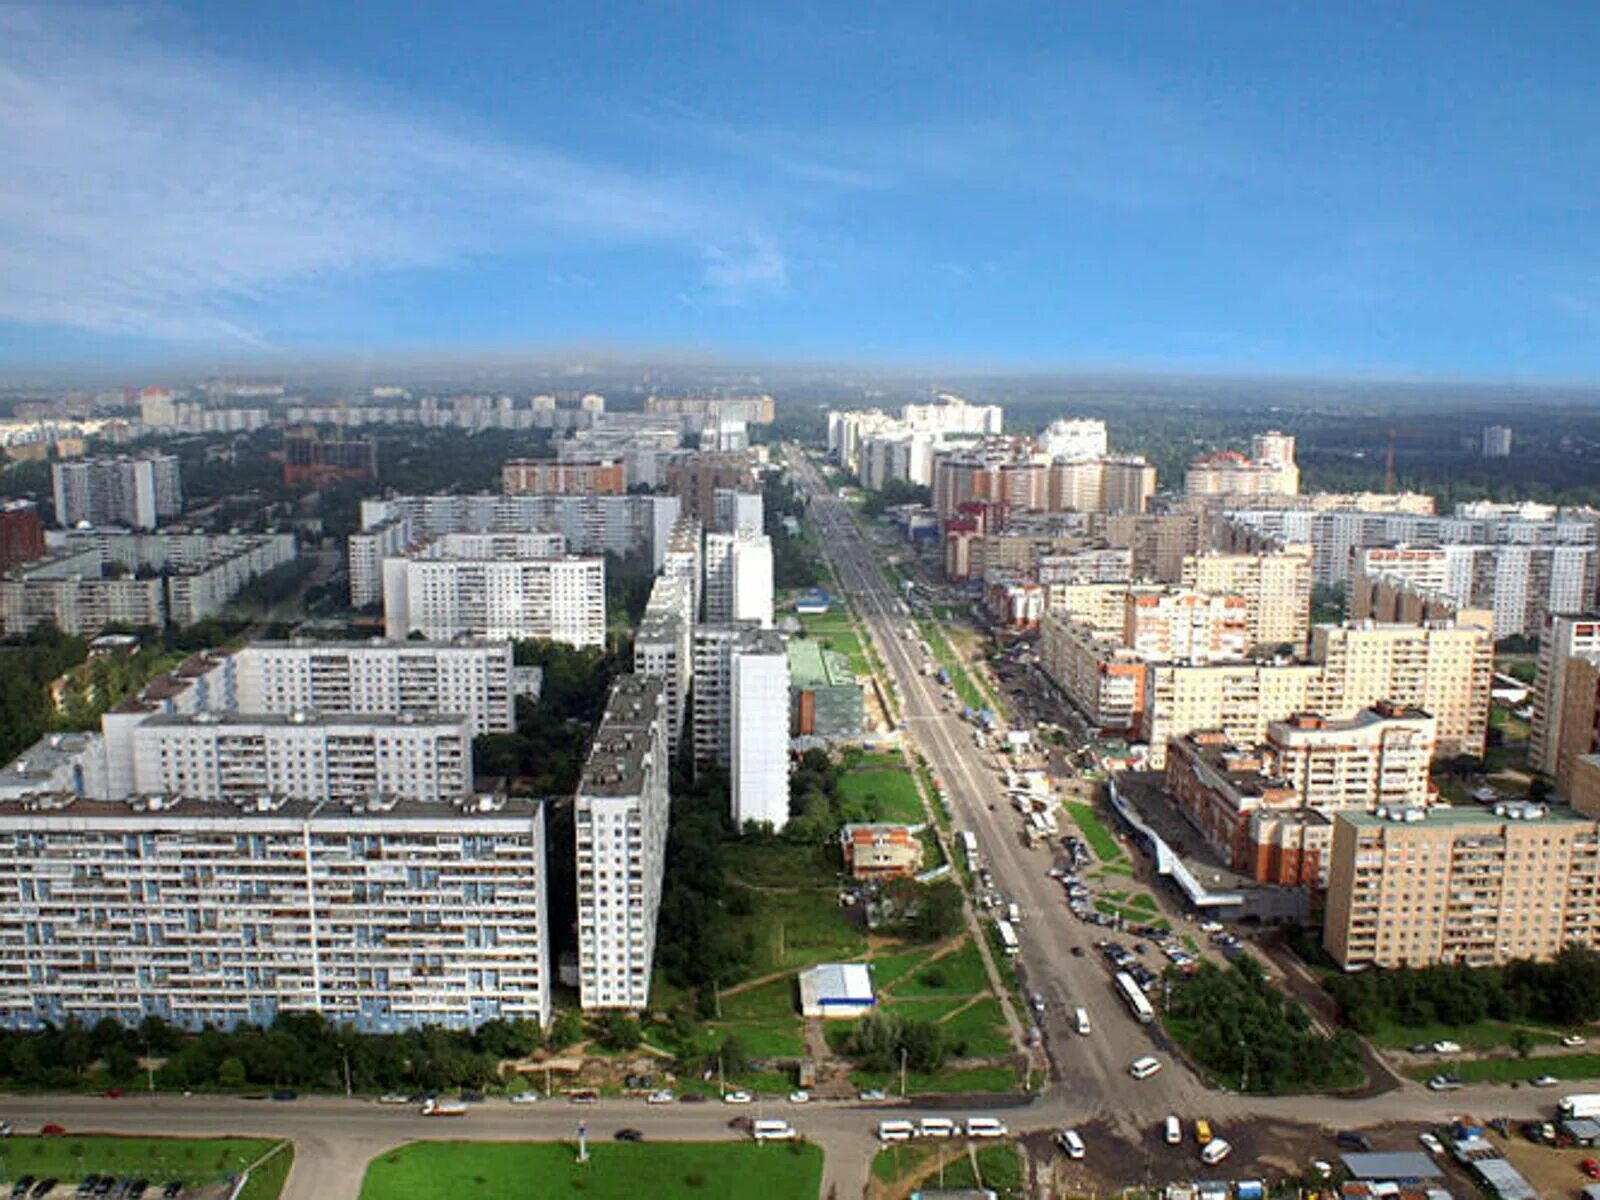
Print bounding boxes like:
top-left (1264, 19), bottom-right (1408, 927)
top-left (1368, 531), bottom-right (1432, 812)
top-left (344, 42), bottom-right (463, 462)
top-left (140, 710), bottom-right (470, 730)
top-left (0, 793), bottom-right (543, 824)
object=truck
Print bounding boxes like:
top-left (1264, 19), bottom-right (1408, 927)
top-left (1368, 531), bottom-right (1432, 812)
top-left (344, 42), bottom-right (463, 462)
top-left (1113, 971), bottom-right (1155, 1025)
top-left (421, 1098), bottom-right (467, 1117)
top-left (995, 918), bottom-right (1020, 956)
top-left (959, 830), bottom-right (979, 861)
top-left (1560, 1094), bottom-right (1600, 1120)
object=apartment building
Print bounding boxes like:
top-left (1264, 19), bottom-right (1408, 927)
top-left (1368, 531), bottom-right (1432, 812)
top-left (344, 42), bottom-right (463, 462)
top-left (0, 501), bottom-right (44, 571)
top-left (131, 711), bottom-right (473, 803)
top-left (712, 487), bottom-right (764, 535)
top-left (1038, 614), bottom-right (1149, 736)
top-left (1096, 512), bottom-right (1208, 584)
top-left (576, 675), bottom-right (670, 1011)
top-left (1531, 614), bottom-right (1600, 773)
top-left (1142, 660), bottom-right (1323, 769)
top-left (235, 639), bottom-right (515, 735)
top-left (0, 794), bottom-right (551, 1032)
top-left (1324, 800), bottom-right (1600, 970)
top-left (500, 458), bottom-right (626, 495)
top-left (1310, 621), bottom-right (1492, 759)
top-left (1122, 588), bottom-right (1250, 665)
top-left (731, 630), bottom-right (791, 830)
top-left (1350, 570), bottom-right (1495, 635)
top-left (647, 393), bottom-right (775, 428)
top-left (665, 451), bottom-right (762, 525)
top-left (1039, 418), bottom-right (1108, 461)
top-left (1185, 432), bottom-right (1299, 499)
top-left (52, 454), bottom-right (182, 529)
top-left (1553, 654), bottom-right (1600, 799)
top-left (633, 574), bottom-right (695, 748)
top-left (703, 529), bottom-right (774, 628)
top-left (381, 547), bottom-right (605, 647)
top-left (348, 492), bottom-right (680, 605)
top-left (1180, 549), bottom-right (1313, 649)
top-left (1266, 704), bottom-right (1436, 811)
top-left (3, 533), bottom-right (298, 635)
top-left (1043, 582), bottom-right (1133, 635)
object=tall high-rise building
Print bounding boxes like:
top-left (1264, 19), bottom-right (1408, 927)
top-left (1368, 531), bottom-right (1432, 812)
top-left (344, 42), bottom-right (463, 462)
top-left (1481, 424), bottom-right (1514, 459)
top-left (704, 529), bottom-right (774, 627)
top-left (0, 501), bottom-right (45, 570)
top-left (1181, 549), bottom-right (1313, 649)
top-left (731, 631), bottom-right (791, 830)
top-left (1121, 588), bottom-right (1249, 665)
top-left (633, 575), bottom-right (695, 749)
top-left (712, 487), bottom-right (764, 535)
top-left (576, 675), bottom-right (670, 1011)
top-left (1531, 614), bottom-right (1600, 774)
top-left (52, 454), bottom-right (182, 530)
top-left (1185, 433), bottom-right (1298, 499)
top-left (665, 452), bottom-right (761, 525)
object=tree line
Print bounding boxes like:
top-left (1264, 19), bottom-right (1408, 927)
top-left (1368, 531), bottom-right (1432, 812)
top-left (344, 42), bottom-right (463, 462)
top-left (1327, 945), bottom-right (1600, 1034)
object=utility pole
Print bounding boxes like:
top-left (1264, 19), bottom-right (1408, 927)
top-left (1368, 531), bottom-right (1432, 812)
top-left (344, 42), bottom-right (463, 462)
top-left (900, 1046), bottom-right (908, 1097)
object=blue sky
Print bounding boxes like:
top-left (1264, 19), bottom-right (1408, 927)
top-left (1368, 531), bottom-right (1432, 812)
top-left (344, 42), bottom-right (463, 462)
top-left (2, 2), bottom-right (1597, 378)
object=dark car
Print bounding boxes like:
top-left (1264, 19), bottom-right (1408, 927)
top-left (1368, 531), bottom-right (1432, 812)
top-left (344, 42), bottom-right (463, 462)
top-left (1336, 1131), bottom-right (1373, 1152)
top-left (76, 1179), bottom-right (100, 1198)
top-left (33, 1182), bottom-right (59, 1199)
top-left (726, 1116), bottom-right (754, 1132)
top-left (614, 1128), bottom-right (644, 1143)
top-left (10, 1181), bottom-right (33, 1200)
top-left (678, 1093), bottom-right (708, 1104)
top-left (128, 1181), bottom-right (149, 1199)
top-left (161, 1186), bottom-right (182, 1200)
top-left (1070, 945), bottom-right (1085, 957)
top-left (270, 1090), bottom-right (297, 1102)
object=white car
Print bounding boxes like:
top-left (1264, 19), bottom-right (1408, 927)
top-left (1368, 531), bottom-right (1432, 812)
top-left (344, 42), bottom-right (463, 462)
top-left (1056, 1128), bottom-right (1086, 1159)
top-left (378, 1093), bottom-right (412, 1105)
top-left (509, 1091), bottom-right (541, 1105)
top-left (1129, 1056), bottom-right (1163, 1080)
top-left (1165, 1115), bottom-right (1182, 1145)
top-left (722, 1090), bottom-right (753, 1104)
top-left (1531, 1074), bottom-right (1559, 1088)
top-left (1419, 1132), bottom-right (1444, 1156)
top-left (646, 1090), bottom-right (675, 1104)
top-left (1432, 1040), bottom-right (1462, 1054)
top-left (1563, 1034), bottom-right (1588, 1047)
top-left (788, 1090), bottom-right (810, 1104)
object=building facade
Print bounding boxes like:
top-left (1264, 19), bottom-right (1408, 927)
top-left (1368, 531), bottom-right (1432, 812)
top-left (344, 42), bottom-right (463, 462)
top-left (731, 631), bottom-right (791, 830)
top-left (381, 548), bottom-right (605, 647)
top-left (500, 458), bottom-right (626, 495)
top-left (52, 454), bottom-right (183, 530)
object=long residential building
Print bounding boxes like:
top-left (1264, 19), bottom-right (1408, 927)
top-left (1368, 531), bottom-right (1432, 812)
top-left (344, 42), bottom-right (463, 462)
top-left (0, 794), bottom-right (551, 1032)
top-left (633, 574), bottom-right (695, 748)
top-left (52, 454), bottom-right (182, 529)
top-left (2, 532), bottom-right (297, 635)
top-left (500, 458), bottom-right (626, 495)
top-left (381, 541), bottom-right (605, 647)
top-left (130, 711), bottom-right (473, 803)
top-left (1038, 614), bottom-right (1149, 736)
top-left (1534, 614), bottom-right (1600, 776)
top-left (576, 675), bottom-right (670, 1011)
top-left (348, 492), bottom-right (680, 605)
top-left (235, 638), bottom-right (515, 735)
top-left (1185, 433), bottom-right (1299, 499)
top-left (1324, 799), bottom-right (1600, 970)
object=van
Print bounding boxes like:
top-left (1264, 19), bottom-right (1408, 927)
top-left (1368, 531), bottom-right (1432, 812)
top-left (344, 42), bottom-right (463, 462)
top-left (1074, 1007), bottom-right (1091, 1036)
top-left (1164, 1116), bottom-right (1181, 1146)
top-left (964, 1117), bottom-right (1008, 1139)
top-left (1007, 902), bottom-right (1021, 924)
top-left (1129, 1056), bottom-right (1163, 1080)
top-left (877, 1120), bottom-right (915, 1142)
top-left (1194, 1119), bottom-right (1213, 1146)
top-left (1200, 1139), bottom-right (1232, 1166)
top-left (917, 1117), bottom-right (956, 1139)
top-left (1056, 1128), bottom-right (1086, 1159)
top-left (753, 1120), bottom-right (797, 1142)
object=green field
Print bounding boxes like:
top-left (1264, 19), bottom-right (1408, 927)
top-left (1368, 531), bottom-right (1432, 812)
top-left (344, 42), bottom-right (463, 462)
top-left (849, 1064), bottom-right (1021, 1095)
top-left (1367, 1017), bottom-right (1561, 1052)
top-left (1406, 1053), bottom-right (1600, 1084)
top-left (940, 1144), bottom-right (1025, 1197)
top-left (0, 1137), bottom-right (290, 1199)
top-left (798, 612), bottom-right (869, 676)
top-left (1065, 801), bottom-right (1123, 862)
top-left (360, 1141), bottom-right (824, 1200)
top-left (836, 757), bottom-right (926, 824)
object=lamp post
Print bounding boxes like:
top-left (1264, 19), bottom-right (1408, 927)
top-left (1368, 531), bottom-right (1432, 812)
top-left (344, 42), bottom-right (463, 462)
top-left (577, 1121), bottom-right (588, 1164)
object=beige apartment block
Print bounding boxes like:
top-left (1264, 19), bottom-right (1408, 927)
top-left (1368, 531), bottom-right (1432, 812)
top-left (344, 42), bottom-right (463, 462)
top-left (1181, 548), bottom-right (1313, 649)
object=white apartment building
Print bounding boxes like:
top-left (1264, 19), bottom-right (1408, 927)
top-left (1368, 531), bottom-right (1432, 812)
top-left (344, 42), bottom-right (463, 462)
top-left (382, 551), bottom-right (605, 647)
top-left (52, 454), bottom-right (182, 529)
top-left (235, 639), bottom-right (515, 735)
top-left (1266, 704), bottom-right (1437, 812)
top-left (704, 529), bottom-right (774, 628)
top-left (348, 492), bottom-right (680, 606)
top-left (0, 794), bottom-right (550, 1032)
top-left (1122, 588), bottom-right (1250, 665)
top-left (712, 488), bottom-right (764, 535)
top-left (1531, 614), bottom-right (1600, 773)
top-left (662, 517), bottom-right (703, 622)
top-left (131, 711), bottom-right (473, 803)
top-left (732, 631), bottom-right (791, 830)
top-left (576, 675), bottom-right (670, 1011)
top-left (634, 575), bottom-right (695, 749)
top-left (1040, 418), bottom-right (1109, 462)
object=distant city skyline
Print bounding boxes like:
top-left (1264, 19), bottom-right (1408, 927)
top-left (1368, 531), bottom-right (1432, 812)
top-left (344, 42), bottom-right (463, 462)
top-left (2, 3), bottom-right (1598, 380)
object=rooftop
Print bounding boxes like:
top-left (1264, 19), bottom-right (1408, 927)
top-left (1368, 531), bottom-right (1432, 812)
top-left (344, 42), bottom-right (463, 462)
top-left (1340, 800), bottom-right (1591, 830)
top-left (0, 793), bottom-right (543, 825)
top-left (578, 675), bottom-right (664, 798)
top-left (788, 638), bottom-right (857, 688)
top-left (141, 710), bottom-right (470, 730)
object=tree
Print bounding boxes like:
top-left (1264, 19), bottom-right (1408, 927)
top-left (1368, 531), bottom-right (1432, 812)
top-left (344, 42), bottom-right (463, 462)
top-left (548, 1009), bottom-right (586, 1051)
top-left (217, 1056), bottom-right (247, 1089)
top-left (1510, 1029), bottom-right (1535, 1059)
top-left (598, 1014), bottom-right (642, 1052)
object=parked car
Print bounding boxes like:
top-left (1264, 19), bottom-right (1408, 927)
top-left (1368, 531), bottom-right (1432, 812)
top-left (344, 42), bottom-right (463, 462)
top-left (1431, 1040), bottom-right (1462, 1054)
top-left (1419, 1132), bottom-right (1445, 1156)
top-left (1056, 1128), bottom-right (1086, 1159)
top-left (614, 1129), bottom-right (644, 1143)
top-left (1582, 1159), bottom-right (1600, 1180)
top-left (722, 1090), bottom-right (752, 1105)
top-left (1564, 1034), bottom-right (1589, 1047)
top-left (509, 1091), bottom-right (542, 1105)
top-left (1426, 1074), bottom-right (1463, 1092)
top-left (1336, 1131), bottom-right (1373, 1152)
top-left (1532, 1075), bottom-right (1559, 1088)
top-left (858, 1088), bottom-right (887, 1102)
top-left (788, 1091), bottom-right (810, 1104)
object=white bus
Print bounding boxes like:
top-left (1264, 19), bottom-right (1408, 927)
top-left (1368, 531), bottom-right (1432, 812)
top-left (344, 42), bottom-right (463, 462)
top-left (959, 830), bottom-right (979, 862)
top-left (877, 1119), bottom-right (915, 1142)
top-left (995, 918), bottom-right (1020, 957)
top-left (1113, 971), bottom-right (1155, 1024)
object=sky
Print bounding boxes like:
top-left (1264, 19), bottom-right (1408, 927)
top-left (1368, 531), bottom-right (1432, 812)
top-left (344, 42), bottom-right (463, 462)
top-left (1, 2), bottom-right (1598, 379)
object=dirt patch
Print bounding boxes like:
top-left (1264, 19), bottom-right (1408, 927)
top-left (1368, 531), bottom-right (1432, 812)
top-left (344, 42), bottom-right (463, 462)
top-left (1494, 1129), bottom-right (1600, 1198)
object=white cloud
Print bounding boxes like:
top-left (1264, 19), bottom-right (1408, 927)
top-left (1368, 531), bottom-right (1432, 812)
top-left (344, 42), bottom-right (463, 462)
top-left (0, 7), bottom-right (773, 343)
top-left (702, 234), bottom-right (789, 304)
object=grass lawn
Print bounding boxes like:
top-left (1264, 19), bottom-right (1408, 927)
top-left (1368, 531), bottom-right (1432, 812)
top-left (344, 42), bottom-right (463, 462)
top-left (867, 946), bottom-right (938, 992)
top-left (890, 940), bottom-right (988, 998)
top-left (1065, 801), bottom-right (1124, 862)
top-left (1367, 1017), bottom-right (1561, 1052)
top-left (799, 613), bottom-right (869, 676)
top-left (937, 997), bottom-right (1012, 1056)
top-left (724, 841), bottom-right (841, 890)
top-left (939, 1144), bottom-right (1025, 1197)
top-left (360, 1141), bottom-right (824, 1200)
top-left (837, 765), bottom-right (925, 824)
top-left (850, 1064), bottom-right (1021, 1095)
top-left (0, 1137), bottom-right (290, 1197)
top-left (1405, 1053), bottom-right (1600, 1085)
top-left (872, 1142), bottom-right (938, 1184)
top-left (708, 977), bottom-right (807, 1058)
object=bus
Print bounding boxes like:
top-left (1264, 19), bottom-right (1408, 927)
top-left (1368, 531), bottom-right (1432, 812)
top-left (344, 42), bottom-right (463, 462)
top-left (959, 830), bottom-right (979, 863)
top-left (1113, 971), bottom-right (1155, 1024)
top-left (995, 918), bottom-right (1020, 957)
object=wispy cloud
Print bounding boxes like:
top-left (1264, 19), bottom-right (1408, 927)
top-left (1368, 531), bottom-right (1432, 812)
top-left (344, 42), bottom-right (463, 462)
top-left (0, 6), bottom-right (773, 343)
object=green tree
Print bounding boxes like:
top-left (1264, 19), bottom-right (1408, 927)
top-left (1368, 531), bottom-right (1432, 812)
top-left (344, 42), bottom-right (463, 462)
top-left (216, 1056), bottom-right (247, 1089)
